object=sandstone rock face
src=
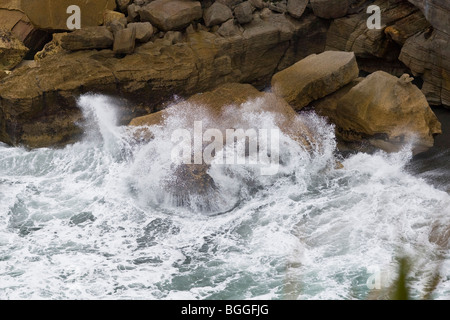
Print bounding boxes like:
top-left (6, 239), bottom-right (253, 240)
top-left (34, 32), bottom-right (67, 60)
top-left (399, 0), bottom-right (450, 107)
top-left (61, 27), bottom-right (114, 51)
top-left (203, 2), bottom-right (233, 27)
top-left (271, 51), bottom-right (359, 110)
top-left (332, 71), bottom-right (442, 154)
top-left (0, 12), bottom-right (329, 148)
top-left (0, 5), bottom-right (51, 57)
top-left (399, 30), bottom-right (450, 106)
top-left (139, 0), bottom-right (202, 31)
top-left (408, 0), bottom-right (450, 35)
top-left (113, 27), bottom-right (136, 55)
top-left (287, 0), bottom-right (308, 19)
top-left (0, 29), bottom-right (28, 70)
top-left (310, 0), bottom-right (349, 19)
top-left (20, 0), bottom-right (116, 30)
top-left (326, 0), bottom-right (421, 59)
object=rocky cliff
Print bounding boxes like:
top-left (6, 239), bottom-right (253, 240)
top-left (0, 0), bottom-right (448, 149)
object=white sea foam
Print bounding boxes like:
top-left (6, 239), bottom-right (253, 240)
top-left (0, 94), bottom-right (448, 299)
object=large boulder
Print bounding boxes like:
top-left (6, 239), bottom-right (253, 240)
top-left (0, 29), bottom-right (28, 70)
top-left (20, 0), bottom-right (116, 30)
top-left (139, 0), bottom-right (202, 31)
top-left (60, 26), bottom-right (114, 51)
top-left (0, 12), bottom-right (329, 148)
top-left (203, 2), bottom-right (233, 27)
top-left (332, 71), bottom-right (442, 154)
top-left (271, 51), bottom-right (359, 110)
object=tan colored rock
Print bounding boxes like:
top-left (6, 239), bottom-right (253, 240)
top-left (0, 29), bottom-right (28, 70)
top-left (20, 0), bottom-right (116, 30)
top-left (271, 51), bottom-right (359, 110)
top-left (0, 13), bottom-right (329, 148)
top-left (0, 6), bottom-right (51, 56)
top-left (34, 32), bottom-right (68, 60)
top-left (61, 26), bottom-right (114, 51)
top-left (113, 27), bottom-right (136, 55)
top-left (103, 10), bottom-right (127, 27)
top-left (139, 0), bottom-right (202, 31)
top-left (128, 22), bottom-right (154, 43)
top-left (384, 10), bottom-right (429, 46)
top-left (326, 0), bottom-right (424, 59)
top-left (333, 71), bottom-right (442, 154)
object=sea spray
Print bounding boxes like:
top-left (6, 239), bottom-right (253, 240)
top-left (0, 94), bottom-right (448, 299)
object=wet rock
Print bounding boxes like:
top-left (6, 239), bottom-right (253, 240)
top-left (70, 212), bottom-right (96, 225)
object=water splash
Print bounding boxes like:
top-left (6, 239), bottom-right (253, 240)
top-left (0, 94), bottom-right (448, 299)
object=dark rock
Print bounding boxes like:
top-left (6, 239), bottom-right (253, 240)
top-left (234, 1), bottom-right (253, 25)
top-left (113, 27), bottom-right (136, 55)
top-left (128, 22), bottom-right (154, 43)
top-left (203, 2), bottom-right (233, 27)
top-left (287, 0), bottom-right (308, 19)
